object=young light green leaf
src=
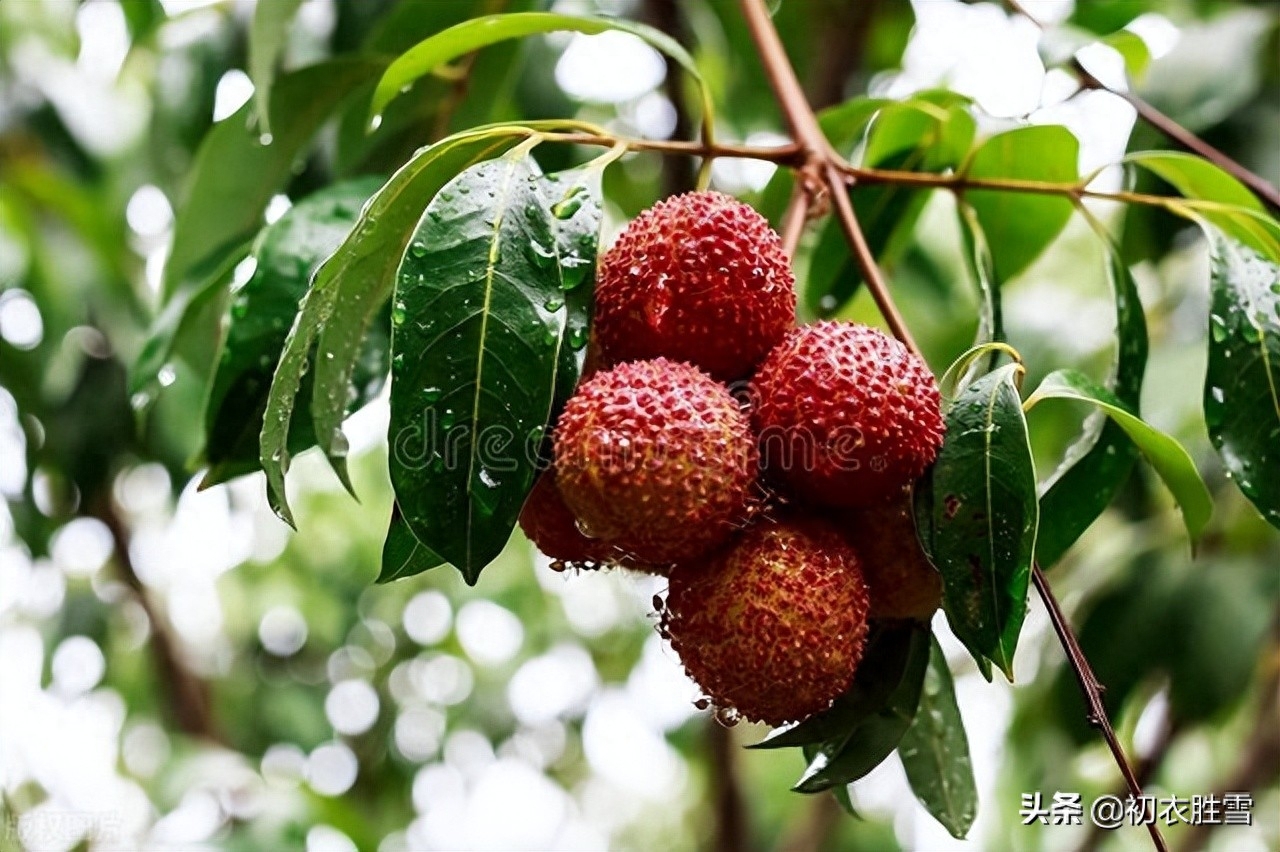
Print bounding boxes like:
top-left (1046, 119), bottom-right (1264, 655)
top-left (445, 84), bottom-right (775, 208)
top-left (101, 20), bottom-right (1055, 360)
top-left (1127, 151), bottom-right (1263, 212)
top-left (915, 363), bottom-right (1038, 680)
top-left (956, 202), bottom-right (1003, 361)
top-left (1100, 30), bottom-right (1151, 79)
top-left (248, 0), bottom-right (305, 132)
top-left (963, 125), bottom-right (1079, 282)
top-left (792, 623), bottom-right (931, 793)
top-left (1036, 230), bottom-right (1148, 568)
top-left (369, 12), bottom-right (712, 140)
top-left (165, 58), bottom-right (384, 302)
top-left (201, 179), bottom-right (386, 487)
top-left (1026, 369), bottom-right (1213, 541)
top-left (898, 636), bottom-right (977, 840)
top-left (387, 152), bottom-right (602, 584)
top-left (1204, 231), bottom-right (1280, 529)
top-left (379, 504), bottom-right (445, 583)
top-left (260, 125), bottom-right (538, 524)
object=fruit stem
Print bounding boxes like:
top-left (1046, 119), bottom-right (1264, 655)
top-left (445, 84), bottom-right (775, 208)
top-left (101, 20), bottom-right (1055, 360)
top-left (1033, 566), bottom-right (1169, 852)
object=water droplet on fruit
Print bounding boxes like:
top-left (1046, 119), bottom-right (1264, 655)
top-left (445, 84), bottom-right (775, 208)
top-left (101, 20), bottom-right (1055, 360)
top-left (714, 706), bottom-right (740, 727)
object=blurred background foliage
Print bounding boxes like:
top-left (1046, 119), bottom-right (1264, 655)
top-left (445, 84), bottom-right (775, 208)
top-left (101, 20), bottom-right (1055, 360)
top-left (0, 0), bottom-right (1277, 850)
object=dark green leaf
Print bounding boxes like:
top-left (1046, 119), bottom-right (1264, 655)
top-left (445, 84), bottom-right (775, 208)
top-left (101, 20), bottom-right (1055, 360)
top-left (752, 622), bottom-right (926, 750)
top-left (379, 504), bottom-right (445, 583)
top-left (248, 0), bottom-right (306, 132)
top-left (370, 12), bottom-right (712, 135)
top-left (1036, 232), bottom-right (1148, 567)
top-left (916, 363), bottom-right (1037, 680)
top-left (964, 126), bottom-right (1079, 282)
top-left (201, 179), bottom-right (387, 487)
top-left (793, 623), bottom-right (931, 793)
top-left (165, 58), bottom-right (384, 302)
top-left (899, 636), bottom-right (977, 840)
top-left (1026, 369), bottom-right (1212, 542)
top-left (260, 124), bottom-right (539, 523)
top-left (388, 150), bottom-right (602, 583)
top-left (1204, 231), bottom-right (1280, 529)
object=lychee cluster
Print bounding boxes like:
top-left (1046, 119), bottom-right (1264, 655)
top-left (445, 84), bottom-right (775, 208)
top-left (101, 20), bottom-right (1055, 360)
top-left (518, 191), bottom-right (946, 727)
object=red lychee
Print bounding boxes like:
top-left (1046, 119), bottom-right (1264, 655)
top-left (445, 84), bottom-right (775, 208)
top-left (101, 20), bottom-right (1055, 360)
top-left (518, 471), bottom-right (664, 574)
top-left (842, 498), bottom-right (942, 621)
top-left (553, 358), bottom-right (757, 565)
top-left (751, 321), bottom-right (944, 508)
top-left (662, 516), bottom-right (871, 726)
top-left (594, 191), bottom-right (795, 380)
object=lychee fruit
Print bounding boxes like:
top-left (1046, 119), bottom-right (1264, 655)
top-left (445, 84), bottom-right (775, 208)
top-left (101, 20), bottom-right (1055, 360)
top-left (751, 321), bottom-right (944, 508)
top-left (662, 516), bottom-right (871, 726)
top-left (842, 498), bottom-right (942, 621)
top-left (518, 471), bottom-right (663, 574)
top-left (594, 191), bottom-right (796, 380)
top-left (553, 358), bottom-right (757, 565)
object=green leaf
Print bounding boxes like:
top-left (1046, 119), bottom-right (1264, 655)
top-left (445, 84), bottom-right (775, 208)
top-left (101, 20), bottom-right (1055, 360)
top-left (165, 58), bottom-right (384, 302)
top-left (130, 244), bottom-right (248, 406)
top-left (379, 504), bottom-right (445, 583)
top-left (1026, 369), bottom-right (1213, 541)
top-left (260, 124), bottom-right (539, 524)
top-left (899, 637), bottom-right (977, 840)
top-left (964, 125), bottom-right (1079, 282)
top-left (248, 0), bottom-right (305, 132)
top-left (201, 178), bottom-right (387, 487)
top-left (792, 623), bottom-right (931, 793)
top-left (370, 12), bottom-right (712, 137)
top-left (1101, 30), bottom-right (1151, 79)
top-left (956, 202), bottom-right (1004, 358)
top-left (915, 363), bottom-right (1038, 680)
top-left (387, 151), bottom-right (602, 583)
top-left (1204, 231), bottom-right (1280, 529)
top-left (1036, 232), bottom-right (1148, 567)
top-left (751, 622), bottom-right (927, 750)
top-left (1127, 151), bottom-right (1263, 212)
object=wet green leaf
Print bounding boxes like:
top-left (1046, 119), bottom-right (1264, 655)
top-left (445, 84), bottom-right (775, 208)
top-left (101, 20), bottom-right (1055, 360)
top-left (1036, 234), bottom-right (1148, 567)
top-left (379, 504), bottom-right (445, 583)
top-left (260, 125), bottom-right (538, 524)
top-left (916, 362), bottom-right (1038, 680)
top-left (792, 623), bottom-right (931, 792)
top-left (964, 125), bottom-right (1079, 282)
top-left (387, 150), bottom-right (602, 583)
top-left (201, 178), bottom-right (387, 487)
top-left (1204, 231), bottom-right (1280, 529)
top-left (248, 0), bottom-right (305, 132)
top-left (899, 637), bottom-right (977, 840)
top-left (1027, 369), bottom-right (1213, 542)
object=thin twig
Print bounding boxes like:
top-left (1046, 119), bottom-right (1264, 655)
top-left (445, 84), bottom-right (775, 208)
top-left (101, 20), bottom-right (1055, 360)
top-left (91, 494), bottom-right (219, 741)
top-left (708, 721), bottom-right (752, 852)
top-left (779, 183), bottom-right (811, 260)
top-left (1003, 0), bottom-right (1280, 212)
top-left (1034, 566), bottom-right (1168, 852)
top-left (1077, 707), bottom-right (1181, 852)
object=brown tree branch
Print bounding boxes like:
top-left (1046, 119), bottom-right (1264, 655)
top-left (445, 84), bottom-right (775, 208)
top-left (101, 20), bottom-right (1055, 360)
top-left (90, 494), bottom-right (219, 741)
top-left (1032, 567), bottom-right (1167, 851)
top-left (1003, 0), bottom-right (1280, 212)
top-left (736, 2), bottom-right (1164, 848)
top-left (707, 721), bottom-right (752, 852)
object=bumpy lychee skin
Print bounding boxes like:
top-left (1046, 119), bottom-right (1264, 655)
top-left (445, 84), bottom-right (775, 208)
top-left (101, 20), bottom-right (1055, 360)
top-left (518, 471), bottom-right (665, 575)
top-left (752, 321), bottom-right (944, 508)
top-left (594, 191), bottom-right (796, 380)
top-left (553, 358), bottom-right (757, 564)
top-left (842, 499), bottom-right (942, 621)
top-left (662, 516), bottom-right (871, 726)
